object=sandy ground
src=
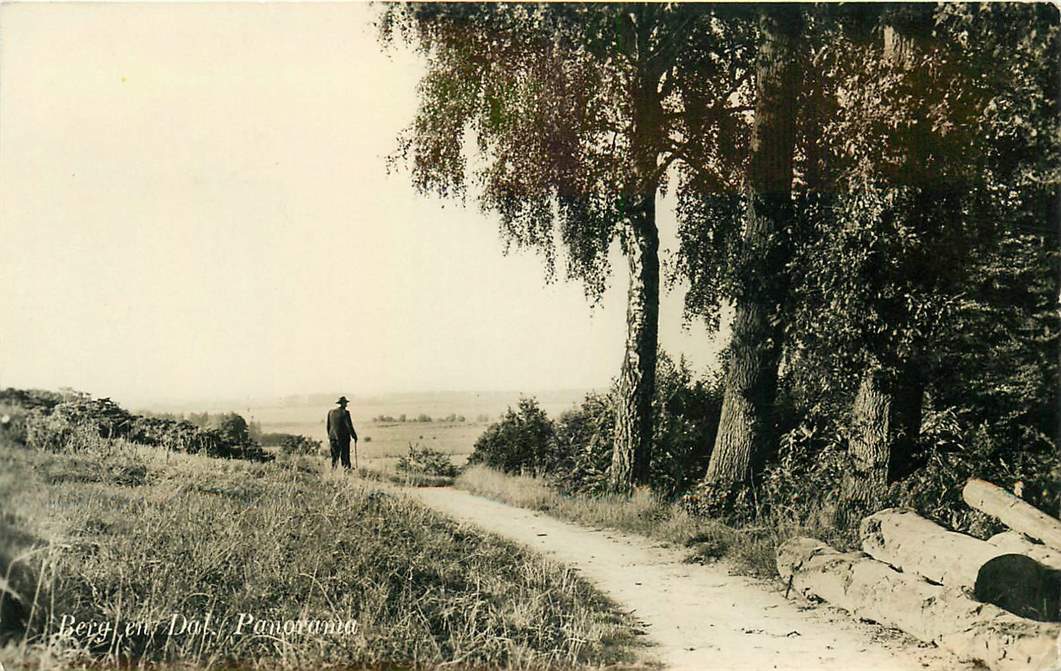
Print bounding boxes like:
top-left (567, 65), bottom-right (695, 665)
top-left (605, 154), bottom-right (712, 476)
top-left (411, 487), bottom-right (973, 671)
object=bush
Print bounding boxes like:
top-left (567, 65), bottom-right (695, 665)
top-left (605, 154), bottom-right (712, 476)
top-left (649, 355), bottom-right (723, 498)
top-left (547, 354), bottom-right (722, 498)
top-left (0, 387), bottom-right (65, 413)
top-left (24, 409), bottom-right (103, 453)
top-left (396, 443), bottom-right (458, 478)
top-left (260, 432), bottom-right (298, 447)
top-left (549, 393), bottom-right (614, 494)
top-left (0, 405), bottom-right (29, 445)
top-left (467, 398), bottom-right (556, 475)
top-left (280, 434), bottom-right (322, 456)
top-left (467, 355), bottom-right (722, 497)
top-left (5, 388), bottom-right (271, 462)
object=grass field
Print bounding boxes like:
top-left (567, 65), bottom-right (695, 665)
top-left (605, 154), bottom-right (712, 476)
top-left (0, 433), bottom-right (641, 670)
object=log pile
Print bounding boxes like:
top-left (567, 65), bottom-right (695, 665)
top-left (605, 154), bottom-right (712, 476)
top-left (778, 478), bottom-right (1061, 671)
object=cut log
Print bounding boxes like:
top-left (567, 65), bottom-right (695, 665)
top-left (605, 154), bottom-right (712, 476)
top-left (861, 508), bottom-right (1061, 621)
top-left (964, 478), bottom-right (1061, 551)
top-left (976, 553), bottom-right (1061, 622)
top-left (778, 537), bottom-right (1060, 671)
top-left (860, 508), bottom-right (1002, 589)
top-left (989, 530), bottom-right (1061, 571)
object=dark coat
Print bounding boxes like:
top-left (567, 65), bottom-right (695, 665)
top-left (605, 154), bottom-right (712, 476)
top-left (326, 407), bottom-right (358, 442)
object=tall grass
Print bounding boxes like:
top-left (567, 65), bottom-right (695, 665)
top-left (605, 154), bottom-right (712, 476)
top-left (0, 436), bottom-right (640, 670)
top-left (456, 465), bottom-right (845, 579)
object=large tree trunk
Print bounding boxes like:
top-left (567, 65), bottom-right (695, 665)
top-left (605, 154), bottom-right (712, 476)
top-left (847, 362), bottom-right (924, 500)
top-left (861, 510), bottom-right (1061, 621)
top-left (989, 531), bottom-right (1061, 571)
top-left (611, 198), bottom-right (659, 490)
top-left (703, 5), bottom-right (802, 489)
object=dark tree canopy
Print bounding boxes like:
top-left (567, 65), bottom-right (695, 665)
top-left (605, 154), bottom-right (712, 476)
top-left (785, 3), bottom-right (1059, 401)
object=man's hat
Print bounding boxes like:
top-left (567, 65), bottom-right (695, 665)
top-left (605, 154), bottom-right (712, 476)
top-left (336, 396), bottom-right (349, 405)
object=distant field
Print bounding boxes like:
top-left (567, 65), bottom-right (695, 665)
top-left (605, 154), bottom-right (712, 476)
top-left (145, 390), bottom-right (595, 467)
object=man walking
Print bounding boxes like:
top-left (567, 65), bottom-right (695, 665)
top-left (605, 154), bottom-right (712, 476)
top-left (326, 396), bottom-right (358, 470)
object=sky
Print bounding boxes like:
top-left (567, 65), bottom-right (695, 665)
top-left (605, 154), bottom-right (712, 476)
top-left (0, 2), bottom-right (729, 407)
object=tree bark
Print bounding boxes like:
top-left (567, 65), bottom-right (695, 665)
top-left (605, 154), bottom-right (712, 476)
top-left (847, 363), bottom-right (924, 500)
top-left (704, 5), bottom-right (803, 488)
top-left (611, 199), bottom-right (659, 490)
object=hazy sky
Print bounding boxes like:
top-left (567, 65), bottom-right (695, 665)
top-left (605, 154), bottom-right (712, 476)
top-left (0, 2), bottom-right (728, 406)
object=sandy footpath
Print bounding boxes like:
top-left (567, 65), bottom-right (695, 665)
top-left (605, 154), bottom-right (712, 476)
top-left (410, 487), bottom-right (971, 671)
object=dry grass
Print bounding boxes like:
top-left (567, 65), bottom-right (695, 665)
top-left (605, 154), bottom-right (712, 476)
top-left (0, 436), bottom-right (642, 670)
top-left (456, 466), bottom-right (784, 577)
top-left (355, 465), bottom-right (454, 488)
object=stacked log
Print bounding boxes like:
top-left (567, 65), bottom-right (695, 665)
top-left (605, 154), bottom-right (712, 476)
top-left (778, 537), bottom-right (1060, 671)
top-left (860, 508), bottom-right (1002, 589)
top-left (777, 479), bottom-right (1061, 670)
top-left (964, 478), bottom-right (1061, 551)
top-left (860, 508), bottom-right (1061, 620)
top-left (988, 530), bottom-right (1061, 571)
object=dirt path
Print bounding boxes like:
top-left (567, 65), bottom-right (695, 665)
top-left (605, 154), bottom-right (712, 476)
top-left (411, 487), bottom-right (970, 671)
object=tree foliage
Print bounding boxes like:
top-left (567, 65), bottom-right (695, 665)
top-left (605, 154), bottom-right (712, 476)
top-left (380, 2), bottom-right (754, 299)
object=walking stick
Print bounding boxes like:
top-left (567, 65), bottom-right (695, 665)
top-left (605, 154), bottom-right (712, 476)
top-left (353, 439), bottom-right (358, 470)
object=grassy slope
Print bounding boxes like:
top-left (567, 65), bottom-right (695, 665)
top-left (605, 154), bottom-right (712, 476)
top-left (455, 466), bottom-right (790, 579)
top-left (0, 437), bottom-right (640, 670)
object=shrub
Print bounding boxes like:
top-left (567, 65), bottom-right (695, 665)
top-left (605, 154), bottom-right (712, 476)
top-left (467, 355), bottom-right (722, 497)
top-left (24, 409), bottom-right (103, 453)
top-left (396, 443), bottom-right (458, 478)
top-left (648, 355), bottom-right (723, 498)
top-left (887, 407), bottom-right (1061, 536)
top-left (0, 404), bottom-right (29, 445)
top-left (280, 434), bottom-right (323, 456)
top-left (52, 396), bottom-right (137, 439)
top-left (0, 387), bottom-right (65, 413)
top-left (260, 432), bottom-right (299, 447)
top-left (467, 398), bottom-right (556, 475)
top-left (549, 393), bottom-right (614, 494)
top-left (6, 387), bottom-right (271, 462)
top-left (547, 354), bottom-right (722, 498)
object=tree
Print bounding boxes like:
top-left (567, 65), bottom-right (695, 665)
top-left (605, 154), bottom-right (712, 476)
top-left (381, 3), bottom-right (754, 491)
top-left (844, 9), bottom-right (937, 496)
top-left (698, 4), bottom-right (804, 496)
top-left (784, 3), bottom-right (1059, 502)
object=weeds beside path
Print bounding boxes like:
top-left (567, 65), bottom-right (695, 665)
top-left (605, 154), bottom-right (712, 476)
top-left (414, 484), bottom-right (969, 671)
